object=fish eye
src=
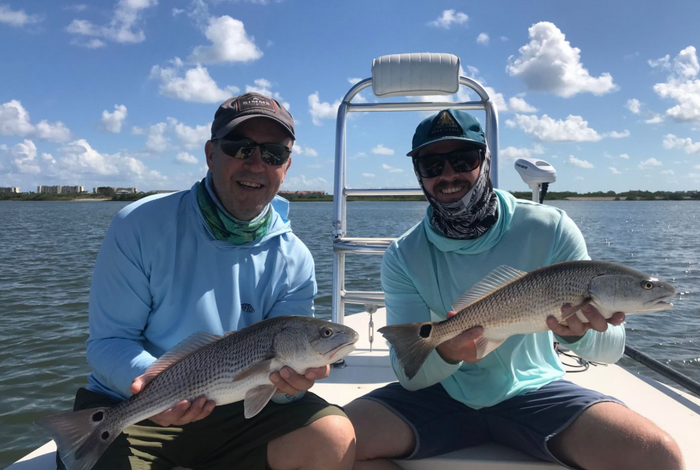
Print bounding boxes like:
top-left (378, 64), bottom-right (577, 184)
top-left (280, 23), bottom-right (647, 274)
top-left (642, 281), bottom-right (654, 290)
top-left (321, 327), bottom-right (334, 338)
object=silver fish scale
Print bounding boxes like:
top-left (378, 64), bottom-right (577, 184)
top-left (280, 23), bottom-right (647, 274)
top-left (434, 261), bottom-right (625, 341)
top-left (107, 319), bottom-right (283, 429)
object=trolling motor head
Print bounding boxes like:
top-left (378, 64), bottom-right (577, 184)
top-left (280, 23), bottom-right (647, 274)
top-left (514, 158), bottom-right (556, 203)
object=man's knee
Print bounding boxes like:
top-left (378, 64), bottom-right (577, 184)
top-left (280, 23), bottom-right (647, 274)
top-left (268, 415), bottom-right (355, 470)
top-left (637, 429), bottom-right (684, 470)
top-left (345, 399), bottom-right (415, 461)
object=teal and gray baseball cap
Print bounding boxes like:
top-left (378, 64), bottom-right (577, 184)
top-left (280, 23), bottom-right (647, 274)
top-left (407, 109), bottom-right (486, 157)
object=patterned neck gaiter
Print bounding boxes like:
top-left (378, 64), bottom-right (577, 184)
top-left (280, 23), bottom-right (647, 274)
top-left (196, 178), bottom-right (271, 244)
top-left (417, 150), bottom-right (499, 240)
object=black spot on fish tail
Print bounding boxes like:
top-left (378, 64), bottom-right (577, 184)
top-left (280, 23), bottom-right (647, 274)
top-left (91, 411), bottom-right (103, 422)
top-left (419, 324), bottom-right (432, 338)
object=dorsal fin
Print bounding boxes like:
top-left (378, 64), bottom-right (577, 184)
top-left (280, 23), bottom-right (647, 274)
top-left (452, 265), bottom-right (527, 311)
top-left (139, 332), bottom-right (222, 387)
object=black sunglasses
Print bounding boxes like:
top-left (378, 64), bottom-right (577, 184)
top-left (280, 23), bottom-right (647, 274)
top-left (216, 138), bottom-right (292, 166)
top-left (413, 148), bottom-right (483, 179)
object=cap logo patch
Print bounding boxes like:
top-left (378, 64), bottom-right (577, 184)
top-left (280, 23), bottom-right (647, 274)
top-left (428, 110), bottom-right (463, 138)
top-left (239, 96), bottom-right (276, 114)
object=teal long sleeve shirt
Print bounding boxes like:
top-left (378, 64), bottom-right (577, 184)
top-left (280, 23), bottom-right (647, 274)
top-left (381, 190), bottom-right (626, 409)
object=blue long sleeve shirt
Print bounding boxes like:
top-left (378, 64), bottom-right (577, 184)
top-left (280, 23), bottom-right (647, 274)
top-left (381, 190), bottom-right (625, 409)
top-left (85, 180), bottom-right (316, 400)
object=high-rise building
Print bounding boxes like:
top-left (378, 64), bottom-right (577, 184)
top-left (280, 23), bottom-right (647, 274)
top-left (37, 185), bottom-right (85, 194)
top-left (0, 187), bottom-right (20, 193)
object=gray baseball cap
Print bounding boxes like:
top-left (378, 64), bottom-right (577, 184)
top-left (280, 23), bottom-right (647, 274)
top-left (210, 92), bottom-right (295, 140)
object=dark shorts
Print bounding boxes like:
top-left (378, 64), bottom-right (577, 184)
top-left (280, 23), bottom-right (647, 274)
top-left (56, 388), bottom-right (346, 470)
top-left (361, 379), bottom-right (624, 466)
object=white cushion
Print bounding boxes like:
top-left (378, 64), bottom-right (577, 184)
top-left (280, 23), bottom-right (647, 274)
top-left (371, 53), bottom-right (460, 97)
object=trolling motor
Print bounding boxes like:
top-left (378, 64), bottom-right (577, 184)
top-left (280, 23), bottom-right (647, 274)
top-left (514, 158), bottom-right (557, 203)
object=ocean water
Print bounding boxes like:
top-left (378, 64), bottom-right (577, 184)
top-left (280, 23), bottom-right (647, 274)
top-left (0, 199), bottom-right (698, 467)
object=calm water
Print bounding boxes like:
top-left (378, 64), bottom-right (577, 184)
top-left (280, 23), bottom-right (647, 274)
top-left (0, 199), bottom-right (698, 467)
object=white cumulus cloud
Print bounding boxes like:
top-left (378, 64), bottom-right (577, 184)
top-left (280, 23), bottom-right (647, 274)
top-left (568, 156), bottom-right (594, 169)
top-left (362, 173), bottom-right (376, 178)
top-left (626, 99), bottom-right (641, 114)
top-left (7, 139), bottom-right (40, 174)
top-left (308, 92), bottom-right (341, 126)
top-left (429, 10), bottom-right (468, 29)
top-left (100, 104), bottom-right (128, 133)
top-left (507, 114), bottom-right (602, 142)
top-left (604, 130), bottom-right (630, 139)
top-left (169, 118), bottom-right (209, 150)
top-left (0, 100), bottom-right (71, 142)
top-left (499, 144), bottom-right (545, 162)
top-left (175, 152), bottom-right (198, 164)
top-left (382, 163), bottom-right (403, 173)
top-left (506, 22), bottom-right (617, 97)
top-left (0, 4), bottom-right (43, 26)
top-left (477, 33), bottom-right (489, 45)
top-left (187, 16), bottom-right (262, 64)
top-left (651, 46), bottom-right (700, 122)
top-left (372, 144), bottom-right (394, 155)
top-left (639, 158), bottom-right (662, 169)
top-left (66, 0), bottom-right (158, 45)
top-left (663, 134), bottom-right (700, 154)
top-left (608, 167), bottom-right (622, 175)
top-left (150, 61), bottom-right (239, 103)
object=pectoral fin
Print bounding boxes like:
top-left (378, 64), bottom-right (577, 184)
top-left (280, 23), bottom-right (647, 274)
top-left (243, 384), bottom-right (277, 419)
top-left (474, 336), bottom-right (507, 360)
top-left (560, 299), bottom-right (592, 324)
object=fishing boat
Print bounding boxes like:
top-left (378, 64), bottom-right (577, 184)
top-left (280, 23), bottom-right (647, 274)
top-left (10, 53), bottom-right (700, 470)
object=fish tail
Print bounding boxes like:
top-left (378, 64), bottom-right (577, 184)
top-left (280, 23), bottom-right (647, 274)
top-left (36, 407), bottom-right (118, 470)
top-left (378, 322), bottom-right (440, 380)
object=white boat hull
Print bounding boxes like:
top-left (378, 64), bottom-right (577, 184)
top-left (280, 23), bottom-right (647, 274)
top-left (12, 310), bottom-right (700, 470)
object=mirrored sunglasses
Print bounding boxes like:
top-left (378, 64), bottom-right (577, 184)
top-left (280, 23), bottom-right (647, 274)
top-left (217, 138), bottom-right (291, 166)
top-left (413, 148), bottom-right (483, 178)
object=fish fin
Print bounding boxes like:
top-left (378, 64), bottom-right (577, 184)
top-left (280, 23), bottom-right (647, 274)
top-left (234, 359), bottom-right (275, 382)
top-left (452, 265), bottom-right (528, 311)
top-left (141, 332), bottom-right (223, 386)
top-left (36, 407), bottom-right (118, 470)
top-left (378, 322), bottom-right (440, 380)
top-left (474, 336), bottom-right (507, 360)
top-left (560, 299), bottom-right (592, 324)
top-left (244, 384), bottom-right (277, 419)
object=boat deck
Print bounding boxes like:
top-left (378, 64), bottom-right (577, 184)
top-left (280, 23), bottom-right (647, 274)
top-left (10, 310), bottom-right (700, 470)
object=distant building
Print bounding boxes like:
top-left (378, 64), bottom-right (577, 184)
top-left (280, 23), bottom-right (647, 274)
top-left (115, 187), bottom-right (137, 194)
top-left (93, 187), bottom-right (138, 196)
top-left (0, 187), bottom-right (20, 193)
top-left (37, 185), bottom-right (85, 194)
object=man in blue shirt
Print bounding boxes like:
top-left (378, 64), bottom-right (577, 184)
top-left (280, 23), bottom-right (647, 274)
top-left (60, 93), bottom-right (355, 470)
top-left (346, 109), bottom-right (684, 469)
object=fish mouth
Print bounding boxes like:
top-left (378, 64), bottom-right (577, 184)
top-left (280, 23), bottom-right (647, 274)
top-left (327, 338), bottom-right (358, 361)
top-left (643, 297), bottom-right (675, 311)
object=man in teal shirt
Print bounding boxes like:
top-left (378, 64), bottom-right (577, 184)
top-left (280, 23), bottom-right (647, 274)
top-left (346, 109), bottom-right (684, 469)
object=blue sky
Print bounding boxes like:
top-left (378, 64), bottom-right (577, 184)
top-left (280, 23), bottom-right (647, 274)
top-left (1, 0), bottom-right (700, 194)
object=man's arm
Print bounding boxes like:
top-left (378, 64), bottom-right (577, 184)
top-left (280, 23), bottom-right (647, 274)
top-left (86, 215), bottom-right (157, 399)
